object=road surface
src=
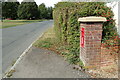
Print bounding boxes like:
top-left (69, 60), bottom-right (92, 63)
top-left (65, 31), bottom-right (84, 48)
top-left (2, 20), bottom-right (53, 75)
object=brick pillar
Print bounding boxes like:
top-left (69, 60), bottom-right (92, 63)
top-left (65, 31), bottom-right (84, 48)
top-left (78, 16), bottom-right (107, 69)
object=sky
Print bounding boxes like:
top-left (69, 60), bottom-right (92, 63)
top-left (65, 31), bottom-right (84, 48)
top-left (17, 0), bottom-right (62, 7)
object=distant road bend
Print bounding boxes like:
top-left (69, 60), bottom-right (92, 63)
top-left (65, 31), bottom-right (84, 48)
top-left (2, 20), bottom-right (53, 74)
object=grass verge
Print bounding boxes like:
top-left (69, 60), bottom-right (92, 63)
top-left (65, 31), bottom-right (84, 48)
top-left (33, 27), bottom-right (84, 68)
top-left (0, 19), bottom-right (46, 29)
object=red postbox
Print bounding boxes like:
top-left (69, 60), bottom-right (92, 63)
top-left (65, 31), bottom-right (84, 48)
top-left (81, 28), bottom-right (84, 47)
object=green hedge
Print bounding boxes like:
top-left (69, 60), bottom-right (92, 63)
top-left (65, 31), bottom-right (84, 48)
top-left (53, 2), bottom-right (117, 65)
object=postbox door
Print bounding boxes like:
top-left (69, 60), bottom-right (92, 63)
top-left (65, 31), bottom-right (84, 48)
top-left (81, 28), bottom-right (84, 47)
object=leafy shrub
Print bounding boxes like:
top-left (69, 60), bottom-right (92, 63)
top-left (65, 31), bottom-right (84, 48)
top-left (53, 2), bottom-right (117, 65)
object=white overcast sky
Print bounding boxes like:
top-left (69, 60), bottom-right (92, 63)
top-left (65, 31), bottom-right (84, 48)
top-left (17, 0), bottom-right (62, 7)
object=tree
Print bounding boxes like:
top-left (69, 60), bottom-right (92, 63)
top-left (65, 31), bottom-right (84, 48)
top-left (0, 1), bottom-right (1, 15)
top-left (46, 7), bottom-right (53, 19)
top-left (38, 3), bottom-right (47, 19)
top-left (2, 0), bottom-right (20, 19)
top-left (17, 0), bottom-right (39, 20)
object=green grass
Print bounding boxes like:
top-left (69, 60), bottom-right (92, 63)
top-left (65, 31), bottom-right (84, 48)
top-left (34, 38), bottom-right (54, 48)
top-left (0, 19), bottom-right (46, 29)
top-left (34, 27), bottom-right (59, 48)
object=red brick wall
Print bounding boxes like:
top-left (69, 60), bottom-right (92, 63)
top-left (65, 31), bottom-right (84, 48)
top-left (80, 22), bottom-right (116, 69)
top-left (80, 22), bottom-right (103, 69)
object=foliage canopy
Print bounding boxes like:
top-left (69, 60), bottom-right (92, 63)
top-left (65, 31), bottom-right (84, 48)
top-left (2, 1), bottom-right (20, 19)
top-left (17, 1), bottom-right (39, 20)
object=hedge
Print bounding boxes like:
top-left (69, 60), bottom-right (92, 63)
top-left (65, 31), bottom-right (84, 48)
top-left (53, 2), bottom-right (117, 65)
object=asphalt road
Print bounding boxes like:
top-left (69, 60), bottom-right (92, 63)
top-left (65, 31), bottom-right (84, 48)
top-left (2, 20), bottom-right (53, 75)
